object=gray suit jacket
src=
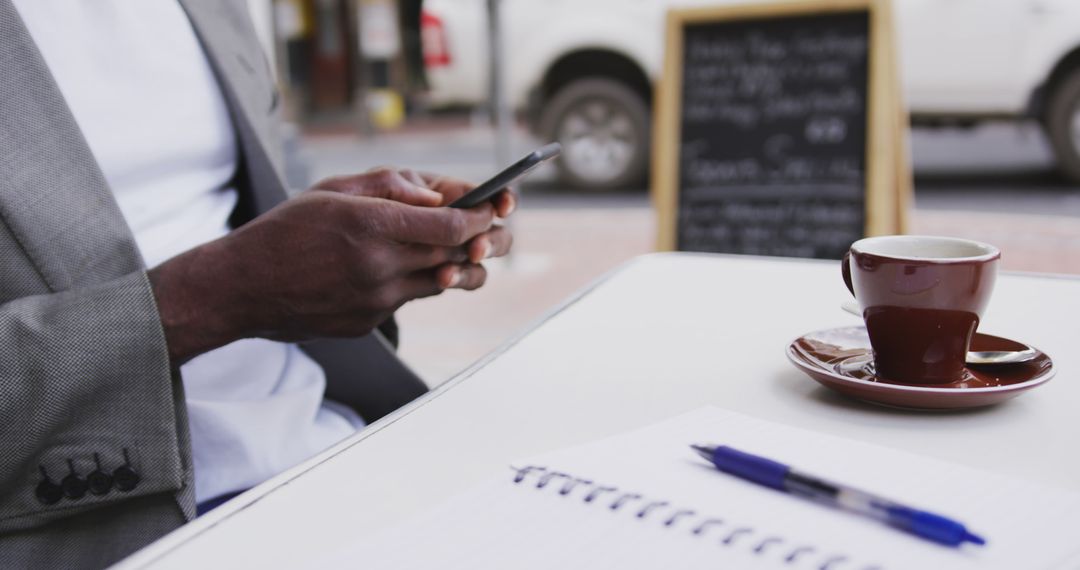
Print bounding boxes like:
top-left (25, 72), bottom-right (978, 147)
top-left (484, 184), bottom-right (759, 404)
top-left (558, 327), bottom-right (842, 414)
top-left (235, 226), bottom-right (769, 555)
top-left (0, 1), bottom-right (427, 567)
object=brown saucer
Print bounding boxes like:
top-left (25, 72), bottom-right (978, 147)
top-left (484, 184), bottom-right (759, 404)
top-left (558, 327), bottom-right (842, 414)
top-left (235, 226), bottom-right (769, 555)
top-left (786, 326), bottom-right (1055, 410)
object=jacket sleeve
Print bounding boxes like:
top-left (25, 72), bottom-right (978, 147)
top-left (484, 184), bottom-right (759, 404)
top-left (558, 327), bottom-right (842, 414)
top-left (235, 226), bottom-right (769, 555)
top-left (0, 270), bottom-right (188, 533)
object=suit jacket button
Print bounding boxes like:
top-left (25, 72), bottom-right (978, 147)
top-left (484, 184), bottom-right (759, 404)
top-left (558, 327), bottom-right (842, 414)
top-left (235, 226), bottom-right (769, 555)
top-left (62, 473), bottom-right (88, 499)
top-left (113, 466), bottom-right (140, 492)
top-left (87, 470), bottom-right (113, 495)
top-left (35, 480), bottom-right (63, 505)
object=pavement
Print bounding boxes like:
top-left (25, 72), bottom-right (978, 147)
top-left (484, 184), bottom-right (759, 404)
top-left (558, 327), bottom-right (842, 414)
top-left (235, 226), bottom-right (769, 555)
top-left (297, 120), bottom-right (1080, 383)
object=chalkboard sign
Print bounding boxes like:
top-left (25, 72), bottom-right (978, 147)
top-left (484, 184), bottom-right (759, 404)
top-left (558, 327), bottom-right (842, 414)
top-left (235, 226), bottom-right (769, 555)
top-left (653, 0), bottom-right (910, 259)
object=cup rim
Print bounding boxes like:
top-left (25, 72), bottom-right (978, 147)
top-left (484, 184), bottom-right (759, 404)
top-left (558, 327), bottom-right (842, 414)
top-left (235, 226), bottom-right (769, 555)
top-left (850, 235), bottom-right (1000, 264)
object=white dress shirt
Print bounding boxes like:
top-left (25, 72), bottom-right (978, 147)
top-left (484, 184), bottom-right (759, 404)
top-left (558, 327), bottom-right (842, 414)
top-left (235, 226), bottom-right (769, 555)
top-left (14, 0), bottom-right (364, 503)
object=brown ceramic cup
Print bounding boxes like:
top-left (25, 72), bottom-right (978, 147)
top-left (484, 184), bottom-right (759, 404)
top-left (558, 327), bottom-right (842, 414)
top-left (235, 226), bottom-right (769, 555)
top-left (842, 236), bottom-right (1000, 384)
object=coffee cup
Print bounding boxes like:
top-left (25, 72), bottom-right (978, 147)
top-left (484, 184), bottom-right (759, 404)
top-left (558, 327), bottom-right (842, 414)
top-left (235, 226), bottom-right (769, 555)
top-left (841, 235), bottom-right (1000, 384)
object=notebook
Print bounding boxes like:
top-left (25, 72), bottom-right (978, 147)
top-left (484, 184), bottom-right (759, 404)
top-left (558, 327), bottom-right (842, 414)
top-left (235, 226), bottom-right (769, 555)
top-left (319, 407), bottom-right (1080, 569)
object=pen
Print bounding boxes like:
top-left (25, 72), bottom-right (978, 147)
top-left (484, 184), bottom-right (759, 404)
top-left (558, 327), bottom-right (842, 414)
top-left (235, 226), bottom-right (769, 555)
top-left (691, 444), bottom-right (986, 548)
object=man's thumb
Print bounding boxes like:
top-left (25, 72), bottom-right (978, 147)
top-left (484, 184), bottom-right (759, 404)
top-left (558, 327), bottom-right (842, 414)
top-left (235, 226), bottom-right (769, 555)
top-left (317, 169), bottom-right (443, 206)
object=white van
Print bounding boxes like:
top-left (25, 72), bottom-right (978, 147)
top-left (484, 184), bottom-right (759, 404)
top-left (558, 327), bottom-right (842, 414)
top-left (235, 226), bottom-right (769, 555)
top-left (421, 0), bottom-right (1080, 189)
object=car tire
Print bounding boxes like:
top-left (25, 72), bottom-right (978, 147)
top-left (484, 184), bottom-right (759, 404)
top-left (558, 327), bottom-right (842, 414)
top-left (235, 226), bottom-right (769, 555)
top-left (1045, 69), bottom-right (1080, 184)
top-left (540, 77), bottom-right (650, 190)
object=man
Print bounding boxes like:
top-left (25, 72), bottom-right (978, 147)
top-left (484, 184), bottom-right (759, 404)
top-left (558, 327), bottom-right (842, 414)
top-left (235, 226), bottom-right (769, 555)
top-left (0, 1), bottom-right (514, 567)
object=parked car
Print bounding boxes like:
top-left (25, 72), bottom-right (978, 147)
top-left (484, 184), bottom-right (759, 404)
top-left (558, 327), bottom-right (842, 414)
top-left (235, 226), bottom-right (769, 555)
top-left (420, 0), bottom-right (1080, 189)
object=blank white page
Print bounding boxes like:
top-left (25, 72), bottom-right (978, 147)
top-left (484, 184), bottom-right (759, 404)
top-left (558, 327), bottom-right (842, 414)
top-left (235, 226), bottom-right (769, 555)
top-left (319, 407), bottom-right (1080, 569)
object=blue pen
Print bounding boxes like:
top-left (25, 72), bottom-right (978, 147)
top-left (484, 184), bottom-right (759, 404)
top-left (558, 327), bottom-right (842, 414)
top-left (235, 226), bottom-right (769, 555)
top-left (691, 445), bottom-right (986, 548)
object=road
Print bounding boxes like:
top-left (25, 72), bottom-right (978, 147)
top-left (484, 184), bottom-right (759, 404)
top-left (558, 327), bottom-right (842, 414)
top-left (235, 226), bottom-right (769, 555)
top-left (297, 122), bottom-right (1080, 383)
top-left (908, 123), bottom-right (1080, 217)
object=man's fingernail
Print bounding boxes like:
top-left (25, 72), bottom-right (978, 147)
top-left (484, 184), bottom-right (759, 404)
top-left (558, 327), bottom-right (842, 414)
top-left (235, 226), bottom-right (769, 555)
top-left (447, 269), bottom-right (462, 287)
top-left (483, 242), bottom-right (494, 258)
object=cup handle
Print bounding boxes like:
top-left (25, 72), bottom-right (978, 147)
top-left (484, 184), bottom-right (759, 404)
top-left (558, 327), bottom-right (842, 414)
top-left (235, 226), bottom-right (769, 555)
top-left (841, 251), bottom-right (855, 297)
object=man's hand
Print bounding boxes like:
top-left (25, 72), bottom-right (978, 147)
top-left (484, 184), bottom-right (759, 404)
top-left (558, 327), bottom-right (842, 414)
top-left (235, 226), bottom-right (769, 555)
top-left (148, 168), bottom-right (515, 365)
top-left (316, 167), bottom-right (516, 265)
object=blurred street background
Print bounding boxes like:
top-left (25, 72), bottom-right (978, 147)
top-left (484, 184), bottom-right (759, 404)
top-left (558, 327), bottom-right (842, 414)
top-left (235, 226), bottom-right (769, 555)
top-left (251, 0), bottom-right (1080, 382)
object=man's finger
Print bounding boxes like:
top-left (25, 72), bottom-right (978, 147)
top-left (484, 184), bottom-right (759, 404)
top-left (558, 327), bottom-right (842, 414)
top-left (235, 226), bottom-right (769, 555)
top-left (368, 264), bottom-right (490, 320)
top-left (492, 188), bottom-right (517, 218)
top-left (435, 263), bottom-right (488, 291)
top-left (392, 262), bottom-right (488, 303)
top-left (396, 243), bottom-right (471, 272)
top-left (379, 201), bottom-right (496, 246)
top-left (394, 270), bottom-right (448, 303)
top-left (318, 169), bottom-right (443, 207)
top-left (467, 235), bottom-right (491, 264)
top-left (419, 172), bottom-right (475, 204)
top-left (400, 169), bottom-right (429, 190)
top-left (466, 225), bottom-right (512, 263)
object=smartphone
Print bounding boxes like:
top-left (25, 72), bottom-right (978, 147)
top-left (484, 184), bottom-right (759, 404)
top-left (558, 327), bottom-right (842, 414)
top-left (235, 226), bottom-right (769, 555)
top-left (448, 142), bottom-right (561, 208)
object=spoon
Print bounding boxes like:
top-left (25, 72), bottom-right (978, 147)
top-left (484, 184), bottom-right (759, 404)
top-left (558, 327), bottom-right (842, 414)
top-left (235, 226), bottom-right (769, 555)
top-left (839, 301), bottom-right (1039, 366)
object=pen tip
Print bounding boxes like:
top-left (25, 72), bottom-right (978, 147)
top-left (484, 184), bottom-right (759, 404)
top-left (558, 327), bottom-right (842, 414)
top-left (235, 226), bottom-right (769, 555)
top-left (690, 444), bottom-right (714, 461)
top-left (964, 531), bottom-right (986, 546)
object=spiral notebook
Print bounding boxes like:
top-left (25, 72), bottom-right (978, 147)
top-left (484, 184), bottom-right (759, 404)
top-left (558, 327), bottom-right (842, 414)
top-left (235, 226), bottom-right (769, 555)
top-left (320, 408), bottom-right (1080, 569)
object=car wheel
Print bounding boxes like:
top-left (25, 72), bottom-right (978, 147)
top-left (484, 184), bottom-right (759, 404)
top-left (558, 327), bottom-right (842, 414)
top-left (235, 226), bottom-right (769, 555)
top-left (540, 78), bottom-right (650, 190)
top-left (1045, 69), bottom-right (1080, 184)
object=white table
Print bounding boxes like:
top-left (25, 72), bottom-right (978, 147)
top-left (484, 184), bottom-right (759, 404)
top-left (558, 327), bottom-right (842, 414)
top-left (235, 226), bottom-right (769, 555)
top-left (118, 253), bottom-right (1080, 568)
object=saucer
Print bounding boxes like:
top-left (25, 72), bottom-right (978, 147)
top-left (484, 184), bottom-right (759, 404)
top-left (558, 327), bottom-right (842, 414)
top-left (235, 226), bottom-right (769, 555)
top-left (786, 326), bottom-right (1055, 410)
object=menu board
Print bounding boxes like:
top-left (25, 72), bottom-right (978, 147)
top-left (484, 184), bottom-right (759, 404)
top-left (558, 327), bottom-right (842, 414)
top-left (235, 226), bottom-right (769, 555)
top-left (653, 0), bottom-right (909, 259)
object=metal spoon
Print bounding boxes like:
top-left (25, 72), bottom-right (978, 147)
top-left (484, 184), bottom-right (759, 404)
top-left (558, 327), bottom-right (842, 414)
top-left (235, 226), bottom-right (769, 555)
top-left (840, 301), bottom-right (1038, 366)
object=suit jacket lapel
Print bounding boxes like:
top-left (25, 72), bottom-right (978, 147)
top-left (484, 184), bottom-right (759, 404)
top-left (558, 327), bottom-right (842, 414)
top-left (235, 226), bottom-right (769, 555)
top-left (177, 0), bottom-right (289, 217)
top-left (176, 1), bottom-right (427, 419)
top-left (0, 1), bottom-right (144, 291)
top-left (178, 1), bottom-right (428, 418)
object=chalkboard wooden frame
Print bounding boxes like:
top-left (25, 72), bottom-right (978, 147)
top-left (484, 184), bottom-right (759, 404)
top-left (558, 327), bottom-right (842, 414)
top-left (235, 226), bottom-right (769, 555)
top-left (652, 0), bottom-right (910, 255)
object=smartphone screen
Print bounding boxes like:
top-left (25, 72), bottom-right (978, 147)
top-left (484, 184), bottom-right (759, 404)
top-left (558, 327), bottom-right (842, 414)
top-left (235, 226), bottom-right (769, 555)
top-left (448, 143), bottom-right (562, 208)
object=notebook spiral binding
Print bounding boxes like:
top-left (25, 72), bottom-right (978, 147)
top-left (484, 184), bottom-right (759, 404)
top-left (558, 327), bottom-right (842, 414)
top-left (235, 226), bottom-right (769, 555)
top-left (510, 465), bottom-right (883, 570)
